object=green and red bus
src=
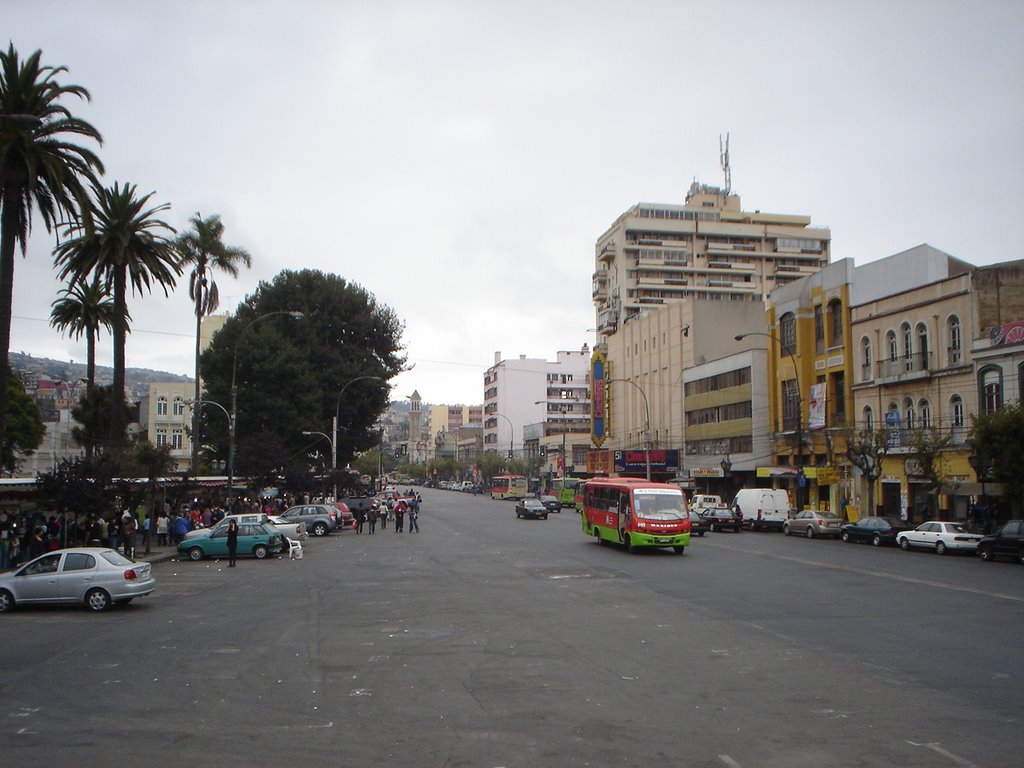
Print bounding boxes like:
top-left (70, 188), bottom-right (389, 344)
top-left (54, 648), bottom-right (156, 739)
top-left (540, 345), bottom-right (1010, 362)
top-left (490, 474), bottom-right (528, 500)
top-left (581, 477), bottom-right (690, 554)
top-left (550, 476), bottom-right (580, 508)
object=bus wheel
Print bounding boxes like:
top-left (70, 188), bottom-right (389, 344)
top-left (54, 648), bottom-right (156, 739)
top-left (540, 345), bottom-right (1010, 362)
top-left (622, 533), bottom-right (633, 553)
top-left (673, 546), bottom-right (685, 555)
top-left (594, 527), bottom-right (605, 545)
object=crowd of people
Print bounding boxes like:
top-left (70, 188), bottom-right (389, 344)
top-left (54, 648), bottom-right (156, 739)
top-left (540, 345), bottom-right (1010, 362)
top-left (353, 492), bottom-right (421, 535)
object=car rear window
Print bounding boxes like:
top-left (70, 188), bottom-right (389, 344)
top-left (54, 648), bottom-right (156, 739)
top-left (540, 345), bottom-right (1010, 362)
top-left (101, 550), bottom-right (133, 566)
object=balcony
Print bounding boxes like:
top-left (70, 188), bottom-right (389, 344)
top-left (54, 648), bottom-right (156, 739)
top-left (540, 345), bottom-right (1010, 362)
top-left (876, 350), bottom-right (934, 384)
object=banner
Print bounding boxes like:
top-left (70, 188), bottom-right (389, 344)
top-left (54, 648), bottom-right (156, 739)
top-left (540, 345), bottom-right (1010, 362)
top-left (808, 382), bottom-right (827, 430)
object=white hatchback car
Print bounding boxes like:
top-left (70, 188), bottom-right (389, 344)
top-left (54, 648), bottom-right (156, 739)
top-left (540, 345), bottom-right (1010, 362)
top-left (896, 521), bottom-right (983, 555)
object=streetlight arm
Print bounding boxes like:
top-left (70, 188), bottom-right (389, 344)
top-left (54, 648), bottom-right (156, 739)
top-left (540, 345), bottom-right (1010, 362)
top-left (607, 378), bottom-right (651, 480)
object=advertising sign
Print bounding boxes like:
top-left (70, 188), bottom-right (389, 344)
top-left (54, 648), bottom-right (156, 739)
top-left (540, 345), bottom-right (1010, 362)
top-left (591, 350), bottom-right (607, 448)
top-left (613, 449), bottom-right (680, 473)
top-left (808, 382), bottom-right (827, 430)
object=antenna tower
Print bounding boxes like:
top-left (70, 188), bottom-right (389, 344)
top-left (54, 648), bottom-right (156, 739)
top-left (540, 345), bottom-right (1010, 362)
top-left (719, 133), bottom-right (732, 196)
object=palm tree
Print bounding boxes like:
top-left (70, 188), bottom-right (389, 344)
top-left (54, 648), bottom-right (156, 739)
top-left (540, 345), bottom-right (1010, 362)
top-left (175, 213), bottom-right (252, 474)
top-left (0, 44), bottom-right (103, 456)
top-left (50, 275), bottom-right (117, 390)
top-left (54, 182), bottom-right (180, 448)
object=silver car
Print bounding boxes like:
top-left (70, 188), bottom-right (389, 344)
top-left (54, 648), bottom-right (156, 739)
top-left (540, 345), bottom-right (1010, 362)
top-left (783, 510), bottom-right (843, 538)
top-left (0, 548), bottom-right (156, 613)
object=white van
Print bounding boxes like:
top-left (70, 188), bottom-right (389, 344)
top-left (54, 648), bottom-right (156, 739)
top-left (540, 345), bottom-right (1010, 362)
top-left (730, 489), bottom-right (793, 531)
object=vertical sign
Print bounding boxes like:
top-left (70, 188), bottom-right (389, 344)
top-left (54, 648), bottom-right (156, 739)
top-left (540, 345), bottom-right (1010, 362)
top-left (591, 349), bottom-right (607, 448)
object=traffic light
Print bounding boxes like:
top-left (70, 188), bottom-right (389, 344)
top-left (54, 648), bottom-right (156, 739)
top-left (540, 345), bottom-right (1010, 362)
top-left (507, 450), bottom-right (513, 459)
top-left (394, 448), bottom-right (400, 458)
top-left (539, 448), bottom-right (546, 458)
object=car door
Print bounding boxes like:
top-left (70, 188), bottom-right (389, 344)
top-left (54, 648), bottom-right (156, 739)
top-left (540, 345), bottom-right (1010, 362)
top-left (58, 551), bottom-right (99, 602)
top-left (236, 524), bottom-right (261, 554)
top-left (994, 521), bottom-right (1021, 558)
top-left (12, 552), bottom-right (64, 602)
top-left (206, 527), bottom-right (230, 556)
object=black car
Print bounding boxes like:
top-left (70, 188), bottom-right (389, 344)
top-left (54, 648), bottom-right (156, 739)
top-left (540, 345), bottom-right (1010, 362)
top-left (515, 499), bottom-right (548, 520)
top-left (699, 508), bottom-right (742, 532)
top-left (538, 495), bottom-right (561, 513)
top-left (688, 510), bottom-right (709, 537)
top-left (840, 516), bottom-right (906, 546)
top-left (977, 520), bottom-right (1024, 564)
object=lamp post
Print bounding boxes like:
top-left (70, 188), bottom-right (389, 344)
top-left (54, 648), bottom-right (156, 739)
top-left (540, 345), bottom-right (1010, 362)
top-left (333, 376), bottom-right (388, 500)
top-left (302, 430), bottom-right (334, 496)
top-left (185, 398), bottom-right (230, 475)
top-left (736, 331), bottom-right (804, 511)
top-left (607, 378), bottom-right (651, 480)
top-left (720, 453), bottom-right (732, 496)
top-left (229, 310), bottom-right (304, 493)
top-left (492, 412), bottom-right (514, 462)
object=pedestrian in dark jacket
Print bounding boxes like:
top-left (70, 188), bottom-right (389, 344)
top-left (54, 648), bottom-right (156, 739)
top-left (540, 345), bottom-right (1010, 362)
top-left (394, 500), bottom-right (406, 533)
top-left (226, 519), bottom-right (239, 567)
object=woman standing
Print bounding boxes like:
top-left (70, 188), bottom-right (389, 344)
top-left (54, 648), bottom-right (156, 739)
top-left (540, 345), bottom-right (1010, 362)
top-left (226, 519), bottom-right (239, 568)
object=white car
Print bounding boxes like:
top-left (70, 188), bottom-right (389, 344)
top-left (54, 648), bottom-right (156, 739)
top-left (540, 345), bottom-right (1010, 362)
top-left (896, 521), bottom-right (983, 555)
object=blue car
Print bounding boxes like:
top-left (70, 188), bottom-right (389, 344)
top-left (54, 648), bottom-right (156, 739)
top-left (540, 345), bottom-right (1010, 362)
top-left (178, 522), bottom-right (284, 561)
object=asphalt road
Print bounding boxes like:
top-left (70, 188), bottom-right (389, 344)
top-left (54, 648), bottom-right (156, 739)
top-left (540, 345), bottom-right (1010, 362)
top-left (1, 488), bottom-right (1022, 767)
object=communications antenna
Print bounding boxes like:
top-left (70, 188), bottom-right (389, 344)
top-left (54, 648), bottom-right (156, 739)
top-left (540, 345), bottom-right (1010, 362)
top-left (719, 133), bottom-right (732, 196)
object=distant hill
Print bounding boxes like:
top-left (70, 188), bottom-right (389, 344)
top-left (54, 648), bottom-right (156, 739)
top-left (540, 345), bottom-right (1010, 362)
top-left (10, 351), bottom-right (192, 397)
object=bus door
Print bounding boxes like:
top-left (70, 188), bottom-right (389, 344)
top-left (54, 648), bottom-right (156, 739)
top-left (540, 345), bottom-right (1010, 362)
top-left (617, 492), bottom-right (630, 539)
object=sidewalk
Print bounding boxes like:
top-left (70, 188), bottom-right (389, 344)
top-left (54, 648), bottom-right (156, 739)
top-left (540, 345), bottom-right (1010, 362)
top-left (131, 541), bottom-right (180, 565)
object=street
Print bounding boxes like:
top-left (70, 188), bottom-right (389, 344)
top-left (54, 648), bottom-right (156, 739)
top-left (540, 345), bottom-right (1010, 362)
top-left (1, 487), bottom-right (1022, 767)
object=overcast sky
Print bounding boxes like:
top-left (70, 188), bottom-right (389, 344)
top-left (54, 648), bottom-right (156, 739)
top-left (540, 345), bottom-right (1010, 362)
top-left (7, 1), bottom-right (1023, 406)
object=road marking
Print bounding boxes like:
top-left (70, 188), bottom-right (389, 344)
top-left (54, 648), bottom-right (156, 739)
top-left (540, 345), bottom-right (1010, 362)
top-left (906, 741), bottom-right (980, 767)
top-left (708, 541), bottom-right (1024, 603)
top-left (718, 755), bottom-right (742, 768)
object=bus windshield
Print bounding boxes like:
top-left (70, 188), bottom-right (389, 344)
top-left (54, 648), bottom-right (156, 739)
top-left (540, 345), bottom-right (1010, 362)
top-left (632, 489), bottom-right (686, 521)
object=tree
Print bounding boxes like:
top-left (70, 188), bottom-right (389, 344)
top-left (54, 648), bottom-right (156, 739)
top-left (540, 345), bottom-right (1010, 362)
top-left (174, 213), bottom-right (252, 474)
top-left (71, 384), bottom-right (127, 458)
top-left (4, 365), bottom-right (44, 473)
top-left (236, 429), bottom-right (288, 493)
top-left (0, 44), bottom-right (103, 457)
top-left (117, 439), bottom-right (175, 554)
top-left (199, 269), bottom-right (405, 475)
top-left (35, 455), bottom-right (112, 543)
top-left (905, 427), bottom-right (955, 519)
top-left (53, 181), bottom-right (180, 447)
top-left (971, 402), bottom-right (1024, 515)
top-left (844, 427), bottom-right (888, 516)
top-left (49, 274), bottom-right (116, 396)
top-left (476, 453), bottom-right (506, 485)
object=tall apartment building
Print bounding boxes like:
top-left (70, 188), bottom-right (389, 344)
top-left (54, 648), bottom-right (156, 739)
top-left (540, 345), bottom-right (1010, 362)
top-left (483, 349), bottom-right (591, 456)
top-left (593, 183), bottom-right (831, 335)
top-left (426, 403), bottom-right (483, 461)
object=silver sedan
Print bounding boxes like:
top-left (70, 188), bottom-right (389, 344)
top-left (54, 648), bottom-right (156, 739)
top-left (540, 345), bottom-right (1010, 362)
top-left (0, 548), bottom-right (156, 613)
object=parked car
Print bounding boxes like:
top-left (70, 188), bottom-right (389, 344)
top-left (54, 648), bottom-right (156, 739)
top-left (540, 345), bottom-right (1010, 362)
top-left (333, 502), bottom-right (357, 530)
top-left (688, 509), bottom-right (709, 537)
top-left (840, 516), bottom-right (907, 546)
top-left (784, 510), bottom-right (842, 539)
top-left (280, 504), bottom-right (339, 536)
top-left (976, 520), bottom-right (1024, 564)
top-left (539, 495), bottom-right (561, 513)
top-left (178, 522), bottom-right (284, 561)
top-left (700, 508), bottom-right (742, 532)
top-left (896, 521), bottom-right (983, 555)
top-left (182, 512), bottom-right (305, 544)
top-left (732, 488), bottom-right (792, 531)
top-left (266, 515), bottom-right (308, 542)
top-left (515, 499), bottom-right (549, 520)
top-left (0, 548), bottom-right (155, 613)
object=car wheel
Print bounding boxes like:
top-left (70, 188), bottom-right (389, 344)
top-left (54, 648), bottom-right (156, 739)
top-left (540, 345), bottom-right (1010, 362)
top-left (188, 546), bottom-right (204, 561)
top-left (697, 531), bottom-right (705, 537)
top-left (979, 548), bottom-right (993, 562)
top-left (673, 545), bottom-right (685, 554)
top-left (313, 522), bottom-right (328, 537)
top-left (85, 588), bottom-right (111, 612)
top-left (1018, 548), bottom-right (1024, 565)
top-left (841, 531), bottom-right (851, 543)
top-left (709, 523), bottom-right (716, 532)
top-left (806, 527), bottom-right (815, 539)
top-left (899, 537), bottom-right (910, 550)
top-left (253, 544), bottom-right (268, 559)
top-left (0, 589), bottom-right (14, 613)
top-left (872, 533), bottom-right (882, 547)
top-left (936, 541), bottom-right (947, 556)
top-left (783, 525), bottom-right (791, 536)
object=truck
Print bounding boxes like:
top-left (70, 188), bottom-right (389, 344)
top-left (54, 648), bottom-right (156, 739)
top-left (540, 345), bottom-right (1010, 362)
top-left (730, 488), bottom-right (794, 531)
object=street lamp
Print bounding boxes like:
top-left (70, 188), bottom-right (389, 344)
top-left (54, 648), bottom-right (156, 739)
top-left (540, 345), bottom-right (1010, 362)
top-left (607, 378), bottom-right (651, 480)
top-left (228, 310), bottom-right (304, 493)
top-left (720, 453), bottom-right (732, 496)
top-left (736, 331), bottom-right (804, 510)
top-left (185, 398), bottom-right (230, 474)
top-left (333, 376), bottom-right (389, 500)
top-left (302, 429), bottom-right (335, 495)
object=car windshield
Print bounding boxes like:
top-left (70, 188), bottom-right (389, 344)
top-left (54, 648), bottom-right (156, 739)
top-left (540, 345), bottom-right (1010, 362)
top-left (100, 550), bottom-right (133, 566)
top-left (524, 500), bottom-right (544, 508)
top-left (633, 490), bottom-right (686, 521)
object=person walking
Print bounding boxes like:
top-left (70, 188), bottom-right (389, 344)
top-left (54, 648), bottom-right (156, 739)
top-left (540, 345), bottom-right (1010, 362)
top-left (156, 511), bottom-right (169, 546)
top-left (226, 519), bottom-right (239, 567)
top-left (367, 504), bottom-right (378, 535)
top-left (394, 499), bottom-right (406, 533)
top-left (408, 498), bottom-right (420, 533)
top-left (355, 507), bottom-right (366, 534)
top-left (122, 515), bottom-right (136, 560)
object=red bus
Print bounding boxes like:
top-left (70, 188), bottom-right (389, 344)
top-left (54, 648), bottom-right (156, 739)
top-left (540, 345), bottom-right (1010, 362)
top-left (581, 477), bottom-right (690, 554)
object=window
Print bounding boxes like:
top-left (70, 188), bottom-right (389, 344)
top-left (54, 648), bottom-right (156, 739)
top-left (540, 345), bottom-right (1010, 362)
top-left (919, 399), bottom-right (931, 429)
top-left (814, 305), bottom-right (824, 355)
top-left (950, 394), bottom-right (964, 428)
top-left (63, 553), bottom-right (96, 572)
top-left (156, 429), bottom-right (167, 447)
top-left (901, 322), bottom-right (913, 370)
top-left (172, 429), bottom-right (184, 450)
top-left (156, 396), bottom-right (168, 417)
top-left (947, 315), bottom-right (962, 365)
top-left (860, 337), bottom-right (872, 382)
top-left (903, 397), bottom-right (915, 430)
top-left (783, 378), bottom-right (799, 430)
top-left (863, 405), bottom-right (874, 432)
top-left (979, 366), bottom-right (1003, 414)
top-left (832, 371), bottom-right (846, 424)
top-left (887, 330), bottom-right (898, 362)
top-left (916, 323), bottom-right (929, 370)
top-left (173, 395), bottom-right (185, 417)
top-left (828, 301), bottom-right (843, 347)
top-left (780, 313), bottom-right (796, 357)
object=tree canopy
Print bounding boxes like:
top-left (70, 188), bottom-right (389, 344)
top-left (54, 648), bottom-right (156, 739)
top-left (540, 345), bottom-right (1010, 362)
top-left (199, 269), bottom-right (405, 488)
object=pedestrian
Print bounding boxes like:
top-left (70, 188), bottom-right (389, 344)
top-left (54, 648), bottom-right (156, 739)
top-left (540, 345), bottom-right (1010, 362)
top-left (367, 504), bottom-right (378, 535)
top-left (122, 515), bottom-right (136, 560)
top-left (394, 499), bottom-right (406, 533)
top-left (107, 515), bottom-right (119, 551)
top-left (88, 515), bottom-right (104, 547)
top-left (156, 511), bottom-right (169, 546)
top-left (355, 507), bottom-right (366, 534)
top-left (408, 499), bottom-right (420, 533)
top-left (226, 518), bottom-right (239, 567)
